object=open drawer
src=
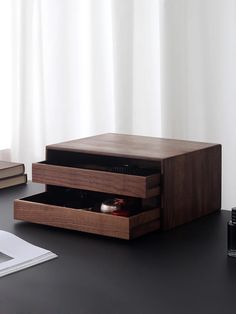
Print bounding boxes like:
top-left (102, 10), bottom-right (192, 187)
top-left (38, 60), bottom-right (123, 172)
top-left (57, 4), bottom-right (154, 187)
top-left (32, 161), bottom-right (161, 198)
top-left (14, 191), bottom-right (161, 240)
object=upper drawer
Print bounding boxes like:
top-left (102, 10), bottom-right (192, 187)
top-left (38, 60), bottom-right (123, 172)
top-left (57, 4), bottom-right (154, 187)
top-left (32, 161), bottom-right (160, 198)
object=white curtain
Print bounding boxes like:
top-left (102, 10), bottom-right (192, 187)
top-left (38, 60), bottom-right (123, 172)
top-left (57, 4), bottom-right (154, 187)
top-left (160, 0), bottom-right (236, 210)
top-left (0, 0), bottom-right (12, 155)
top-left (11, 0), bottom-right (161, 167)
top-left (0, 0), bottom-right (235, 209)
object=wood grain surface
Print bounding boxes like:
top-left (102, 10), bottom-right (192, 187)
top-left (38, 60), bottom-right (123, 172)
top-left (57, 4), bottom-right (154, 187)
top-left (32, 162), bottom-right (160, 198)
top-left (46, 133), bottom-right (217, 161)
top-left (162, 145), bottom-right (221, 229)
top-left (14, 198), bottom-right (160, 240)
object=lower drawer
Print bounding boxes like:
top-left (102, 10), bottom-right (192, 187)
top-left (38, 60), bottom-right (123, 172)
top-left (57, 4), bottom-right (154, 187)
top-left (14, 192), bottom-right (160, 240)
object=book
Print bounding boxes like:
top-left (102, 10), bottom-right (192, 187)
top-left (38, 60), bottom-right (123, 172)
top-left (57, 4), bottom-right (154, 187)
top-left (0, 174), bottom-right (27, 190)
top-left (0, 161), bottom-right (25, 180)
top-left (0, 230), bottom-right (57, 277)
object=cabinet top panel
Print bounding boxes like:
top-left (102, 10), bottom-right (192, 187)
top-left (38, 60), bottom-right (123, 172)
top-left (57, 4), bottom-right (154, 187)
top-left (46, 133), bottom-right (220, 161)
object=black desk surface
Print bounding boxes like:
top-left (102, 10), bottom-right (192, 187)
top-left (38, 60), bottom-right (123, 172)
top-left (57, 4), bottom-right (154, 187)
top-left (0, 183), bottom-right (235, 314)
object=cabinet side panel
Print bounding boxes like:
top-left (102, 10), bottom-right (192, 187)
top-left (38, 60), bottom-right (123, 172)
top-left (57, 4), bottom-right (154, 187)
top-left (162, 145), bottom-right (221, 229)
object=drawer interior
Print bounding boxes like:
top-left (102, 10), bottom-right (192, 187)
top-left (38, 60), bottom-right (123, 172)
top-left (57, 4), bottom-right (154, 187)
top-left (46, 150), bottom-right (161, 176)
top-left (21, 186), bottom-right (160, 216)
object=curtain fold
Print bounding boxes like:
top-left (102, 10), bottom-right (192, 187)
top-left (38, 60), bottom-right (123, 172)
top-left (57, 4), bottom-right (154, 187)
top-left (160, 0), bottom-right (236, 209)
top-left (0, 1), bottom-right (12, 150)
top-left (11, 0), bottom-right (162, 170)
top-left (0, 0), bottom-right (235, 208)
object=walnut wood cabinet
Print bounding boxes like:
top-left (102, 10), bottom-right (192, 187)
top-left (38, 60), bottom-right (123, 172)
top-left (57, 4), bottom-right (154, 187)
top-left (14, 133), bottom-right (221, 239)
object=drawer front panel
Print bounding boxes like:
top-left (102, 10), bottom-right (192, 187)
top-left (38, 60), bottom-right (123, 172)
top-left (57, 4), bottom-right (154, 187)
top-left (32, 162), bottom-right (160, 198)
top-left (14, 197), bottom-right (160, 240)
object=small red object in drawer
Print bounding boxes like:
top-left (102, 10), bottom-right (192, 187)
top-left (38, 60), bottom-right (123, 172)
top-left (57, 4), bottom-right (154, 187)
top-left (112, 209), bottom-right (130, 217)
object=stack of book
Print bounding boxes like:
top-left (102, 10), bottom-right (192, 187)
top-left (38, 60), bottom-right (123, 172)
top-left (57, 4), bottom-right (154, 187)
top-left (0, 161), bottom-right (27, 189)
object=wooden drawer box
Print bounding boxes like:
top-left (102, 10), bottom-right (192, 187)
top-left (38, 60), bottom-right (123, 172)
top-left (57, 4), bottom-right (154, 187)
top-left (14, 133), bottom-right (222, 239)
top-left (14, 192), bottom-right (160, 240)
top-left (32, 161), bottom-right (161, 198)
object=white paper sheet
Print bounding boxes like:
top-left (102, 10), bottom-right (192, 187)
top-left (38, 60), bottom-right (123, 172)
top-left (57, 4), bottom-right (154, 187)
top-left (0, 230), bottom-right (57, 277)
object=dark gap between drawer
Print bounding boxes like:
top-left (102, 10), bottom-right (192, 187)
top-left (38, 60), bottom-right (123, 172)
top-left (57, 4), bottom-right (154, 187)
top-left (46, 150), bottom-right (161, 176)
top-left (23, 186), bottom-right (160, 217)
